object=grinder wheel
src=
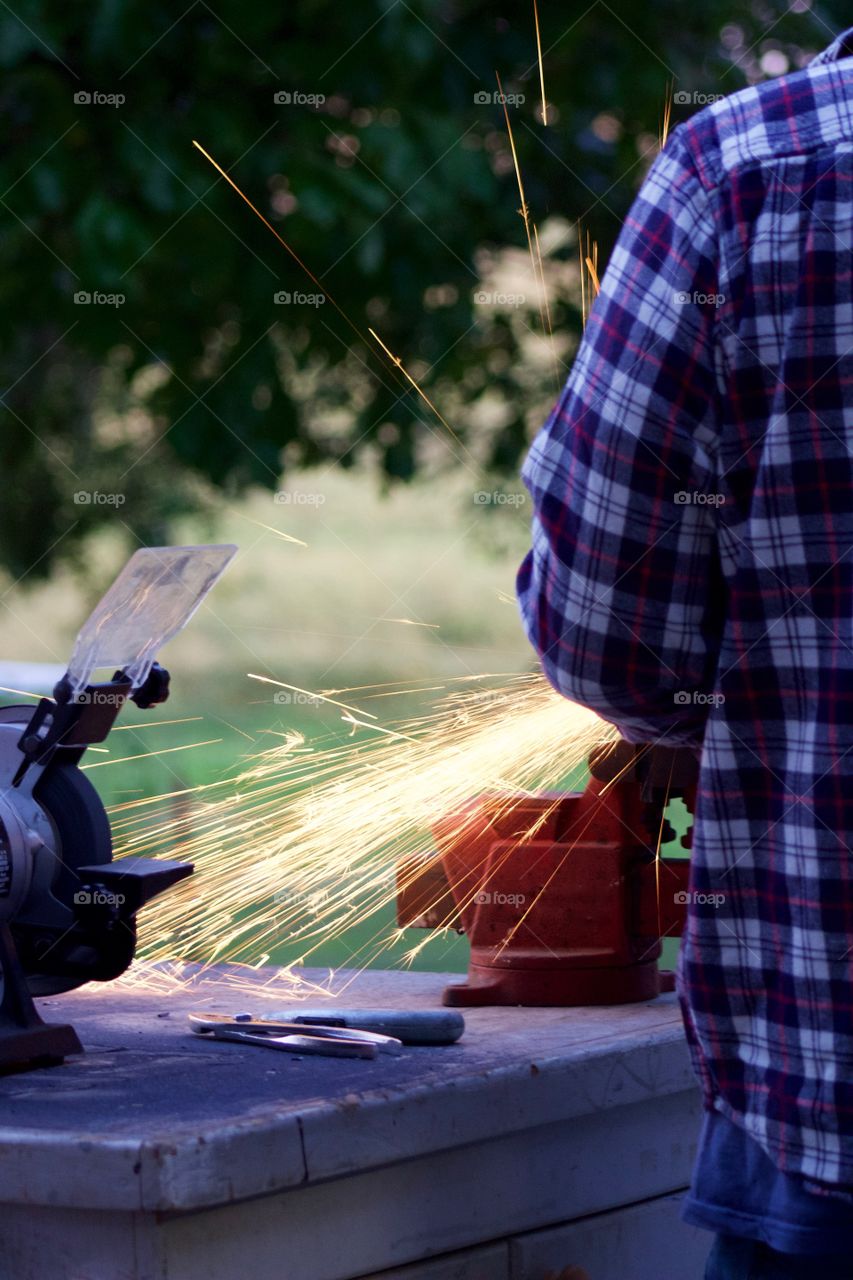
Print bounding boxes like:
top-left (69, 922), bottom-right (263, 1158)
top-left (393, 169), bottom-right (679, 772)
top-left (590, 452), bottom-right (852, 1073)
top-left (26, 763), bottom-right (114, 996)
top-left (0, 705), bottom-right (113, 996)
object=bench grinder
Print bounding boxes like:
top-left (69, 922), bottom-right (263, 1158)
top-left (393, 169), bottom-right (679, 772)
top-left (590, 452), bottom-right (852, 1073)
top-left (0, 544), bottom-right (235, 1069)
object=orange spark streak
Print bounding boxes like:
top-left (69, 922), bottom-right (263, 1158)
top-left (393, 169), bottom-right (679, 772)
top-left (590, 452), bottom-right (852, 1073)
top-left (660, 79), bottom-right (674, 150)
top-left (495, 71), bottom-right (552, 350)
top-left (81, 739), bottom-right (223, 769)
top-left (247, 673), bottom-right (377, 720)
top-left (533, 0), bottom-right (547, 125)
top-left (230, 511), bottom-right (308, 547)
top-left (367, 328), bottom-right (462, 444)
top-left (113, 716), bottom-right (204, 731)
top-left (379, 617), bottom-right (440, 629)
top-left (193, 140), bottom-right (364, 350)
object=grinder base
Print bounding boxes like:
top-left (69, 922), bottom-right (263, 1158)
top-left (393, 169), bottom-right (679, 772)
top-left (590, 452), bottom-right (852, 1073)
top-left (0, 1020), bottom-right (83, 1071)
top-left (0, 924), bottom-right (82, 1071)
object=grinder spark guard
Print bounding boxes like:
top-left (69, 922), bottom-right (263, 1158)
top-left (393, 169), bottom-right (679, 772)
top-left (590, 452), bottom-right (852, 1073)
top-left (397, 741), bottom-right (699, 1007)
top-left (0, 544), bottom-right (236, 1070)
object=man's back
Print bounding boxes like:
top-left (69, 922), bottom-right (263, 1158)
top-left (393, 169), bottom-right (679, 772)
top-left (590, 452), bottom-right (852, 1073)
top-left (518, 27), bottom-right (853, 1193)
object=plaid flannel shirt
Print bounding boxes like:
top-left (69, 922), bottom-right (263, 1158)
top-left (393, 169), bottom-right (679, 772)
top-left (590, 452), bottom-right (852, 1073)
top-left (518, 27), bottom-right (853, 1188)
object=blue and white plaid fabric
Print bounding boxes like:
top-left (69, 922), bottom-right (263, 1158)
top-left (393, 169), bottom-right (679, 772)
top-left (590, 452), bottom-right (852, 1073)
top-left (518, 27), bottom-right (853, 1188)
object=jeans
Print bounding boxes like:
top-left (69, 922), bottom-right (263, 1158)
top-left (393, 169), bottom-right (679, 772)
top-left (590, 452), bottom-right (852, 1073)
top-left (705, 1234), bottom-right (853, 1279)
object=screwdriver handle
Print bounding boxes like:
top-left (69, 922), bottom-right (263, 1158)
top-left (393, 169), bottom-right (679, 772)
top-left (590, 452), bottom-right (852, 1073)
top-left (286, 1008), bottom-right (465, 1045)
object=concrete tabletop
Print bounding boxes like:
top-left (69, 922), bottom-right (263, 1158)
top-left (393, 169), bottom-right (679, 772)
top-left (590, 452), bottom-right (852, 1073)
top-left (0, 966), bottom-right (696, 1214)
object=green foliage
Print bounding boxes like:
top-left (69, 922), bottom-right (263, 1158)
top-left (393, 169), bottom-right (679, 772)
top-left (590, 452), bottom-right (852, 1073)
top-left (0, 0), bottom-right (844, 576)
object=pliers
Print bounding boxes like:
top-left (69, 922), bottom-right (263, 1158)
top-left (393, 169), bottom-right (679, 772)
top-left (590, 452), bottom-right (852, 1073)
top-left (188, 1011), bottom-right (403, 1060)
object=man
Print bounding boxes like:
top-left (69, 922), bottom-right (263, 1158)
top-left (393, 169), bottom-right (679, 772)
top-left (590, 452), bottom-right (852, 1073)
top-left (518, 26), bottom-right (853, 1280)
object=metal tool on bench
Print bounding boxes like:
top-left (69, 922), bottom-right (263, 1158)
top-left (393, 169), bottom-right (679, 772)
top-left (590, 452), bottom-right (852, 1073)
top-left (189, 1008), bottom-right (465, 1058)
top-left (0, 544), bottom-right (236, 1071)
top-left (188, 1012), bottom-right (405, 1059)
top-left (397, 742), bottom-right (700, 1008)
top-left (272, 1007), bottom-right (465, 1045)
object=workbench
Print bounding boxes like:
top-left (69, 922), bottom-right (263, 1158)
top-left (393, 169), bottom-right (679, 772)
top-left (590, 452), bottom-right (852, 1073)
top-left (0, 967), bottom-right (709, 1280)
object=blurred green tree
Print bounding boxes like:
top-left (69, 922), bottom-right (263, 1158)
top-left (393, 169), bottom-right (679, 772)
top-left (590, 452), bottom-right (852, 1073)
top-left (0, 0), bottom-right (843, 577)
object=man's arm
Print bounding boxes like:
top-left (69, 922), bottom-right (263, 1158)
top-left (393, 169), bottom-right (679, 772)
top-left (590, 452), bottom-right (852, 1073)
top-left (517, 127), bottom-right (724, 746)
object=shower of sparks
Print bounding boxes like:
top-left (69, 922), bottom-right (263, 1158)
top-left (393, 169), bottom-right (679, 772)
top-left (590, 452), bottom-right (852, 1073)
top-left (103, 63), bottom-right (655, 1001)
top-left (532, 0), bottom-right (547, 125)
top-left (114, 674), bottom-right (617, 985)
top-left (361, 685), bottom-right (447, 700)
top-left (100, 958), bottom-right (339, 1002)
top-left (339, 714), bottom-right (420, 742)
top-left (323, 674), bottom-right (506, 694)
